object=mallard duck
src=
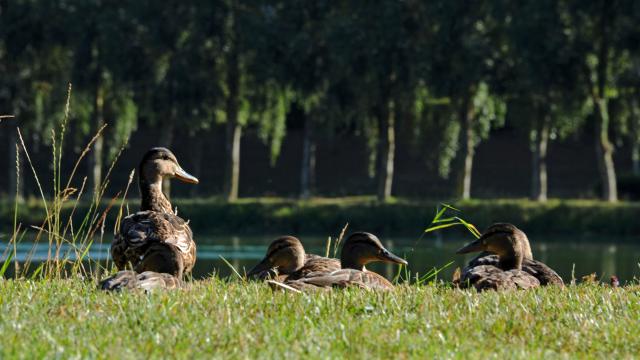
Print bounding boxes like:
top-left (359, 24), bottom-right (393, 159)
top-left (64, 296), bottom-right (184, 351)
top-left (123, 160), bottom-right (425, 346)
top-left (268, 232), bottom-right (408, 291)
top-left (101, 243), bottom-right (184, 291)
top-left (104, 148), bottom-right (198, 290)
top-left (455, 223), bottom-right (564, 291)
top-left (246, 236), bottom-right (341, 282)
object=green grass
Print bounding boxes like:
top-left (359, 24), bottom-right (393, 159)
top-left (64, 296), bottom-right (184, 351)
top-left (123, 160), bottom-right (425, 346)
top-left (0, 279), bottom-right (637, 358)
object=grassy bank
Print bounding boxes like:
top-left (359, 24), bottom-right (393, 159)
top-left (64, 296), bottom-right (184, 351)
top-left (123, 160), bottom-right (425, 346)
top-left (0, 279), bottom-right (637, 358)
top-left (3, 197), bottom-right (640, 238)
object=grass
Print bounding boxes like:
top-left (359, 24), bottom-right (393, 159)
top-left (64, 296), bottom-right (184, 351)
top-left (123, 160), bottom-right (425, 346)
top-left (0, 279), bottom-right (638, 358)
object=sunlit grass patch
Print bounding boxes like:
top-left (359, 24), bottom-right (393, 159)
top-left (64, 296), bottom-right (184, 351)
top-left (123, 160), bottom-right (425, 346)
top-left (0, 280), bottom-right (638, 358)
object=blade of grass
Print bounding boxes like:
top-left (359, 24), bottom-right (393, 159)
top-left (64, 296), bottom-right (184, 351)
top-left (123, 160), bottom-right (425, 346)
top-left (0, 252), bottom-right (15, 278)
top-left (219, 255), bottom-right (244, 281)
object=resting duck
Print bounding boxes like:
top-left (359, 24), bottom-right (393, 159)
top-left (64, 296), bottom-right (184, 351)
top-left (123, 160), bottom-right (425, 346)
top-left (100, 244), bottom-right (184, 291)
top-left (247, 236), bottom-right (341, 282)
top-left (101, 147), bottom-right (198, 291)
top-left (253, 232), bottom-right (408, 291)
top-left (455, 223), bottom-right (563, 291)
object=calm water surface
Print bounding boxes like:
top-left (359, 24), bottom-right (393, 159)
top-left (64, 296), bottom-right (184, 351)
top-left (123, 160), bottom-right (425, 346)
top-left (2, 235), bottom-right (639, 284)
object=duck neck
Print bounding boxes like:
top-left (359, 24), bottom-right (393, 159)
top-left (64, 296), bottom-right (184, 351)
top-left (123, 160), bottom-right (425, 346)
top-left (139, 175), bottom-right (173, 213)
top-left (498, 248), bottom-right (524, 270)
top-left (341, 254), bottom-right (365, 271)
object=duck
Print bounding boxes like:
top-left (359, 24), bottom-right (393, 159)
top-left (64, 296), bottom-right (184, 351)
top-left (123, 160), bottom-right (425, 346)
top-left (259, 232), bottom-right (408, 291)
top-left (246, 236), bottom-right (341, 282)
top-left (100, 244), bottom-right (184, 291)
top-left (101, 147), bottom-right (198, 290)
top-left (455, 223), bottom-right (564, 291)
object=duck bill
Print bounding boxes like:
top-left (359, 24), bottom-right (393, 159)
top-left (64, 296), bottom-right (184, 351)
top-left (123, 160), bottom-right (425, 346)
top-left (456, 239), bottom-right (483, 254)
top-left (379, 250), bottom-right (408, 266)
top-left (174, 166), bottom-right (199, 184)
top-left (246, 258), bottom-right (273, 277)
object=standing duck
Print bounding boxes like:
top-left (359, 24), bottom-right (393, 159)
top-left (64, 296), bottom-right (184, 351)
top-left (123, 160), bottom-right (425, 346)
top-left (256, 232), bottom-right (408, 291)
top-left (247, 236), bottom-right (341, 282)
top-left (101, 148), bottom-right (198, 291)
top-left (455, 223), bottom-right (563, 291)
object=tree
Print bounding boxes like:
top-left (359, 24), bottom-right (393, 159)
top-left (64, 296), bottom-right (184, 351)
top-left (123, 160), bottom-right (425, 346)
top-left (565, 0), bottom-right (638, 202)
top-left (427, 1), bottom-right (506, 200)
top-left (502, 0), bottom-right (586, 201)
top-left (68, 0), bottom-right (139, 195)
top-left (1, 0), bottom-right (73, 200)
top-left (198, 1), bottom-right (293, 201)
top-left (330, 0), bottom-right (423, 201)
top-left (276, 1), bottom-right (331, 199)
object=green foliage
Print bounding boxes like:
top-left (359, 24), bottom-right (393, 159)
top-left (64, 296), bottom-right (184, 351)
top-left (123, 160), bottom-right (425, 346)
top-left (425, 203), bottom-right (481, 239)
top-left (254, 84), bottom-right (293, 165)
top-left (471, 82), bottom-right (506, 144)
top-left (437, 119), bottom-right (461, 178)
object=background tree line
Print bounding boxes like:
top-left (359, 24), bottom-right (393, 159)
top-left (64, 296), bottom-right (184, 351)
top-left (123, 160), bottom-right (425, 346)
top-left (1, 0), bottom-right (640, 202)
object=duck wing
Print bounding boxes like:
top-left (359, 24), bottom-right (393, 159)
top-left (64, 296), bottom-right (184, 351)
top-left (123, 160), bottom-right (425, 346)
top-left (461, 264), bottom-right (540, 291)
top-left (99, 270), bottom-right (182, 292)
top-left (469, 254), bottom-right (563, 287)
top-left (285, 269), bottom-right (394, 291)
top-left (111, 211), bottom-right (196, 274)
top-left (285, 254), bottom-right (341, 281)
top-left (521, 260), bottom-right (564, 286)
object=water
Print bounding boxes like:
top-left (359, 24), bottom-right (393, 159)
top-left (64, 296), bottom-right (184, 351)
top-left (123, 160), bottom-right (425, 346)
top-left (2, 235), bottom-right (639, 284)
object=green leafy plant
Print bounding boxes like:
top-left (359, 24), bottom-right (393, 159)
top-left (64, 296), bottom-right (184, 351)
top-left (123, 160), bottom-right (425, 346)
top-left (425, 203), bottom-right (481, 239)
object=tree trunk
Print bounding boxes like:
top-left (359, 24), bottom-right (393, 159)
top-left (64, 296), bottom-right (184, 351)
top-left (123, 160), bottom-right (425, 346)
top-left (594, 98), bottom-right (617, 201)
top-left (300, 114), bottom-right (316, 199)
top-left (531, 111), bottom-right (550, 202)
top-left (458, 94), bottom-right (475, 200)
top-left (592, 0), bottom-right (617, 202)
top-left (224, 120), bottom-right (241, 201)
top-left (376, 99), bottom-right (395, 201)
top-left (223, 3), bottom-right (241, 202)
top-left (87, 75), bottom-right (105, 196)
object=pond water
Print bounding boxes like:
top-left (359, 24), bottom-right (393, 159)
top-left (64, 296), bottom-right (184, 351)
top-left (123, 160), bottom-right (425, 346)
top-left (2, 234), bottom-right (639, 284)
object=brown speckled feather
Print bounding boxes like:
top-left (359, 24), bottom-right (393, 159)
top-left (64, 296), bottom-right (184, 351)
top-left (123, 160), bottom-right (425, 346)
top-left (100, 270), bottom-right (182, 291)
top-left (284, 268), bottom-right (395, 291)
top-left (286, 254), bottom-right (341, 280)
top-left (468, 253), bottom-right (564, 287)
top-left (460, 265), bottom-right (540, 291)
top-left (111, 210), bottom-right (196, 275)
top-left (252, 254), bottom-right (341, 282)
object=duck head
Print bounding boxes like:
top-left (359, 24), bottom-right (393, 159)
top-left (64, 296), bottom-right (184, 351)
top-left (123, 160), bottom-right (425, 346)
top-left (456, 223), bottom-right (533, 270)
top-left (340, 232), bottom-right (408, 271)
top-left (139, 147), bottom-right (198, 212)
top-left (140, 147), bottom-right (199, 185)
top-left (247, 236), bottom-right (306, 278)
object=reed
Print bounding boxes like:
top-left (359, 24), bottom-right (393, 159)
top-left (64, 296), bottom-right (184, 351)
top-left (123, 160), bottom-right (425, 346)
top-left (1, 85), bottom-right (129, 281)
